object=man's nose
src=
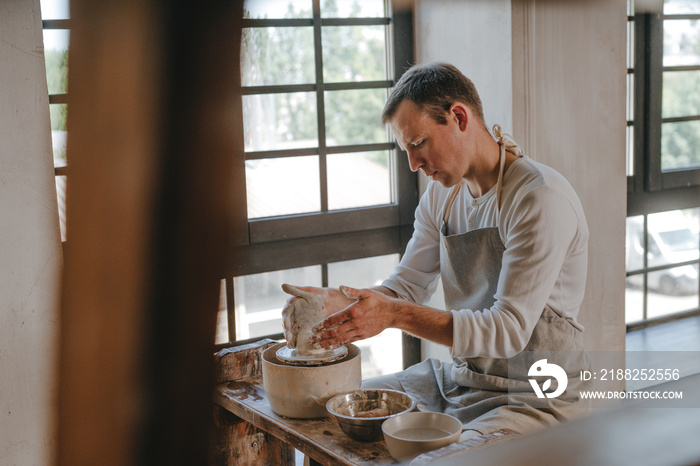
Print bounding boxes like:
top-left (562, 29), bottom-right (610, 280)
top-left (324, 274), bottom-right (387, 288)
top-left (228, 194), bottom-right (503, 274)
top-left (406, 149), bottom-right (424, 172)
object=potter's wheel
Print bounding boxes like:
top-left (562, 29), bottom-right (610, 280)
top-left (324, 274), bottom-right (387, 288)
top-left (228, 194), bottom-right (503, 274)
top-left (276, 344), bottom-right (348, 366)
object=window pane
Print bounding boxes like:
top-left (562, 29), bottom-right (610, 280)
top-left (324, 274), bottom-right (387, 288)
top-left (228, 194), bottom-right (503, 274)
top-left (50, 104), bottom-right (68, 167)
top-left (647, 209), bottom-right (699, 267)
top-left (322, 25), bottom-right (388, 82)
top-left (626, 72), bottom-right (634, 121)
top-left (43, 30), bottom-right (69, 95)
top-left (241, 27), bottom-right (314, 86)
top-left (246, 156), bottom-right (320, 218)
top-left (243, 0), bottom-right (312, 19)
top-left (626, 215), bottom-right (645, 272)
top-left (321, 0), bottom-right (386, 18)
top-left (627, 19), bottom-right (634, 69)
top-left (327, 151), bottom-right (392, 210)
top-left (328, 254), bottom-right (401, 378)
top-left (233, 266), bottom-right (322, 341)
top-left (625, 277), bottom-right (643, 324)
top-left (215, 279), bottom-right (228, 345)
top-left (40, 0), bottom-right (69, 20)
top-left (663, 19), bottom-right (700, 66)
top-left (243, 92), bottom-right (317, 151)
top-left (664, 0), bottom-right (700, 14)
top-left (325, 89), bottom-right (389, 146)
top-left (662, 71), bottom-right (700, 118)
top-left (626, 124), bottom-right (634, 177)
top-left (661, 120), bottom-right (700, 171)
top-left (55, 175), bottom-right (67, 242)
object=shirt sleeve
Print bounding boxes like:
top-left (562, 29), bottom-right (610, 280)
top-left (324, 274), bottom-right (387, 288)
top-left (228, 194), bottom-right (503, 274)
top-left (381, 183), bottom-right (443, 304)
top-left (450, 184), bottom-right (585, 359)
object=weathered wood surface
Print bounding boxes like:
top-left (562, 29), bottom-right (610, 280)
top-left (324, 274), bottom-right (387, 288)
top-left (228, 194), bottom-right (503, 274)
top-left (214, 376), bottom-right (397, 466)
top-left (411, 429), bottom-right (520, 464)
top-left (211, 405), bottom-right (295, 465)
top-left (213, 338), bottom-right (277, 384)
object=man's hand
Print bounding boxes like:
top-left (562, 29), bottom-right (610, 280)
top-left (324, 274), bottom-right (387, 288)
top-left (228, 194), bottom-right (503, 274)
top-left (309, 286), bottom-right (398, 350)
top-left (281, 284), bottom-right (357, 349)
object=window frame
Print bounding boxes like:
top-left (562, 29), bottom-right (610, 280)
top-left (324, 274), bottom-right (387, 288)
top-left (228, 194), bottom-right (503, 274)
top-left (626, 7), bottom-right (700, 329)
top-left (223, 2), bottom-right (417, 352)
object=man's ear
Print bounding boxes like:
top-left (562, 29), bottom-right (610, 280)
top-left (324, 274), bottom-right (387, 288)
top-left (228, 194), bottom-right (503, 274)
top-left (449, 103), bottom-right (469, 131)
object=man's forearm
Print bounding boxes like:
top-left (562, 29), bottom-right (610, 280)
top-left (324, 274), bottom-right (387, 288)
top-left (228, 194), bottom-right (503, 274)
top-left (372, 286), bottom-right (453, 347)
top-left (393, 300), bottom-right (453, 348)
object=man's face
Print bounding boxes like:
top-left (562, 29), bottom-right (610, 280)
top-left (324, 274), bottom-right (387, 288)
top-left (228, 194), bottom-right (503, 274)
top-left (388, 100), bottom-right (469, 188)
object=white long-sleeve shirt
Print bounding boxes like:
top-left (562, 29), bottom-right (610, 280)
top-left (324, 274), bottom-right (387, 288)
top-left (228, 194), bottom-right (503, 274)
top-left (383, 155), bottom-right (589, 359)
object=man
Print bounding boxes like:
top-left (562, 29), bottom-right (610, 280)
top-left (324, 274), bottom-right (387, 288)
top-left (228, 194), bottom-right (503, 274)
top-left (283, 63), bottom-right (589, 437)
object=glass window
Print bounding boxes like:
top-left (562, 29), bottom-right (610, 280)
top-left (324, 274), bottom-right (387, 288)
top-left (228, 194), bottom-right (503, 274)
top-left (321, 0), bottom-right (385, 18)
top-left (232, 266), bottom-right (322, 342)
top-left (243, 0), bottom-right (312, 19)
top-left (41, 0), bottom-right (70, 243)
top-left (221, 0), bottom-right (416, 368)
top-left (245, 156), bottom-right (321, 218)
top-left (241, 27), bottom-right (315, 86)
top-left (625, 209), bottom-right (700, 324)
top-left (322, 25), bottom-right (388, 82)
top-left (663, 19), bottom-right (700, 67)
top-left (327, 151), bottom-right (392, 210)
top-left (661, 120), bottom-right (700, 171)
top-left (40, 0), bottom-right (69, 19)
top-left (328, 254), bottom-right (402, 378)
top-left (325, 88), bottom-right (390, 146)
top-left (243, 92), bottom-right (318, 152)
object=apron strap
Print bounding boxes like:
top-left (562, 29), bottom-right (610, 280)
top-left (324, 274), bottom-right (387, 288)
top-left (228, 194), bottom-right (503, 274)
top-left (492, 125), bottom-right (523, 211)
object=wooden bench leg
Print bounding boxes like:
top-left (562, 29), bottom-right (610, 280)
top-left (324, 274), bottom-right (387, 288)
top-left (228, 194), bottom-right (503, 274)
top-left (211, 405), bottom-right (295, 465)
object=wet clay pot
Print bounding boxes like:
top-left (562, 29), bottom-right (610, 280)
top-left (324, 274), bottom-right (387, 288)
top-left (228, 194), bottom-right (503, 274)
top-left (262, 342), bottom-right (361, 419)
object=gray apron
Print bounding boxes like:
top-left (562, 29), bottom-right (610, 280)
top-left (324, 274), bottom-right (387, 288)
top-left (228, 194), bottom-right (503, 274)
top-left (396, 126), bottom-right (588, 436)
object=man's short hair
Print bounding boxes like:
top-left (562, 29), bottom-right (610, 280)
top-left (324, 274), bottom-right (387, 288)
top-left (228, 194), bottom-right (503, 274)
top-left (381, 63), bottom-right (485, 127)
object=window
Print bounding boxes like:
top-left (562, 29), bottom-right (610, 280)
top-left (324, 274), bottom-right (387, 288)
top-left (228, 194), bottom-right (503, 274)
top-left (218, 0), bottom-right (416, 378)
top-left (41, 0), bottom-right (70, 242)
top-left (626, 0), bottom-right (700, 327)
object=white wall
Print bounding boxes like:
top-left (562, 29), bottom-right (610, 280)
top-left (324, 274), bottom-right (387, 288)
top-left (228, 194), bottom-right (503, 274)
top-left (415, 0), bottom-right (514, 361)
top-left (0, 1), bottom-right (62, 464)
top-left (512, 0), bottom-right (627, 352)
top-left (415, 0), bottom-right (626, 359)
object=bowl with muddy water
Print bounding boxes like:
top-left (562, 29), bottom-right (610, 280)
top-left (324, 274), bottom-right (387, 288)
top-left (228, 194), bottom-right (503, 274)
top-left (325, 389), bottom-right (417, 442)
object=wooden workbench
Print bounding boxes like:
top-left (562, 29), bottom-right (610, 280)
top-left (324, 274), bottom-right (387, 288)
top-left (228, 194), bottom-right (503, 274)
top-left (214, 375), bottom-right (397, 465)
top-left (211, 340), bottom-right (395, 465)
top-left (210, 340), bottom-right (518, 465)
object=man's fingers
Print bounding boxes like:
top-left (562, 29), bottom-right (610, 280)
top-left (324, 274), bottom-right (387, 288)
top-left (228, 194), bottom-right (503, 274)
top-left (311, 305), bottom-right (355, 333)
top-left (281, 283), bottom-right (315, 300)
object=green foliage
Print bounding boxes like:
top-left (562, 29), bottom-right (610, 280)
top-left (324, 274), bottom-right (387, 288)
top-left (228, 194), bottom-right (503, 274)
top-left (45, 49), bottom-right (69, 131)
top-left (661, 71), bottom-right (700, 170)
top-left (45, 48), bottom-right (68, 95)
top-left (242, 0), bottom-right (389, 157)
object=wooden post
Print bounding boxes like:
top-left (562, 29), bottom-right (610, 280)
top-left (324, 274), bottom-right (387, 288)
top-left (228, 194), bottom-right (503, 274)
top-left (58, 1), bottom-right (244, 465)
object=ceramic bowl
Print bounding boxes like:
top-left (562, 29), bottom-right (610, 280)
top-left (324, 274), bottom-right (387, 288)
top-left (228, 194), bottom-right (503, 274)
top-left (262, 342), bottom-right (361, 419)
top-left (381, 411), bottom-right (462, 461)
top-left (325, 389), bottom-right (417, 442)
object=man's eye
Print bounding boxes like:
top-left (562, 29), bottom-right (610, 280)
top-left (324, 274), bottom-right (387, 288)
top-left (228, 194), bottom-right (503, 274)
top-left (414, 141), bottom-right (424, 148)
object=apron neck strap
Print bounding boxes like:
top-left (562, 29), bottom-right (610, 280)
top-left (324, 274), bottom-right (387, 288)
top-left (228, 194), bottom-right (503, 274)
top-left (492, 124), bottom-right (522, 210)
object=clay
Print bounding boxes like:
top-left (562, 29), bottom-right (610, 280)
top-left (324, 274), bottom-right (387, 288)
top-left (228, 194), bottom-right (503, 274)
top-left (281, 283), bottom-right (329, 354)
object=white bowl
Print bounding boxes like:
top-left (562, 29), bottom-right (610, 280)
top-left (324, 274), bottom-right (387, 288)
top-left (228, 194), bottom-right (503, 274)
top-left (381, 411), bottom-right (462, 461)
